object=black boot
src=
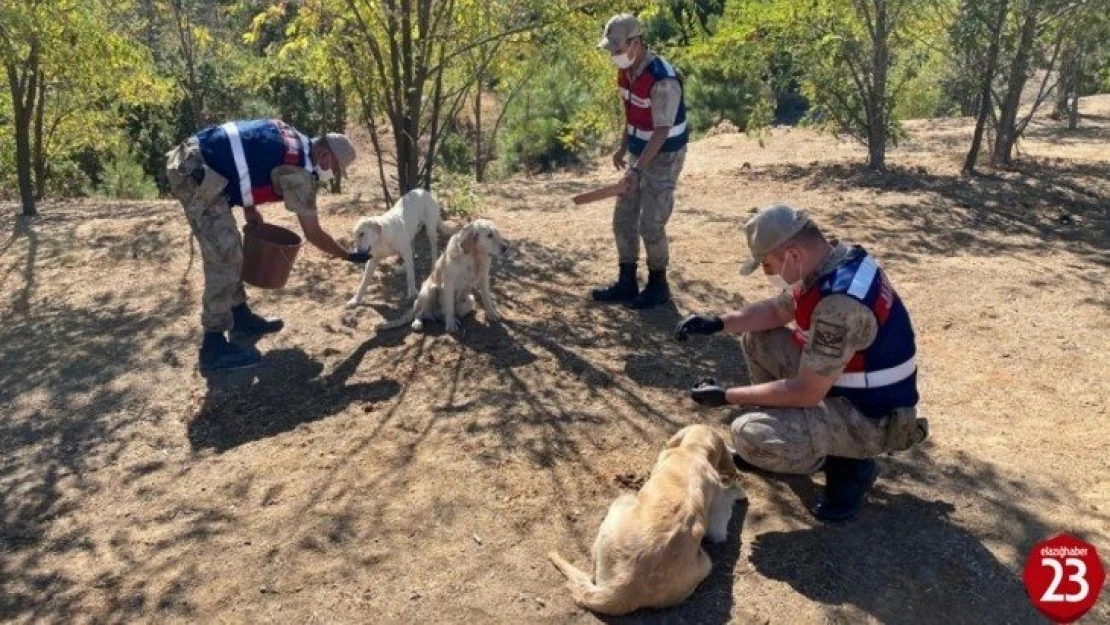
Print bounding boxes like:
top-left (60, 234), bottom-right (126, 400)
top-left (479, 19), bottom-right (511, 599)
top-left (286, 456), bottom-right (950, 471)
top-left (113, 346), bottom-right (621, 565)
top-left (231, 302), bottom-right (284, 337)
top-left (199, 331), bottom-right (261, 374)
top-left (628, 269), bottom-right (671, 309)
top-left (592, 263), bottom-right (639, 303)
top-left (812, 456), bottom-right (880, 523)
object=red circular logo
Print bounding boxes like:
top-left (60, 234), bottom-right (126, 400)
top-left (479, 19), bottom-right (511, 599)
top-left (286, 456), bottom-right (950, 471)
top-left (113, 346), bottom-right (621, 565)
top-left (1023, 534), bottom-right (1105, 623)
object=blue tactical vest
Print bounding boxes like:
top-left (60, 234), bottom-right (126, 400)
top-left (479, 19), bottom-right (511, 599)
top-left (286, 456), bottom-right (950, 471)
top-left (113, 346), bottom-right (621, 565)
top-left (194, 119), bottom-right (313, 208)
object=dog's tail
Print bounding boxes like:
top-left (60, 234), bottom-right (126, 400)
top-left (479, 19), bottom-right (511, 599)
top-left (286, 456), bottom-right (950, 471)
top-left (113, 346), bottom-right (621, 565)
top-left (376, 306), bottom-right (417, 331)
top-left (546, 551), bottom-right (632, 615)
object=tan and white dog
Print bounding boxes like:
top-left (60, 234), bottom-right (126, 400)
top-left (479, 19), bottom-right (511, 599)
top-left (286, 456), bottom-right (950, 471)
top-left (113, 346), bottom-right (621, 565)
top-left (547, 425), bottom-right (746, 616)
top-left (377, 219), bottom-right (509, 333)
top-left (348, 189), bottom-right (444, 307)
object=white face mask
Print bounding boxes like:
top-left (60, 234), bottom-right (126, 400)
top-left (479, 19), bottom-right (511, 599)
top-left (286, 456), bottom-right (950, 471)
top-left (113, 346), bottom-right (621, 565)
top-left (767, 274), bottom-right (791, 290)
top-left (611, 48), bottom-right (635, 70)
top-left (316, 165), bottom-right (334, 183)
top-left (767, 252), bottom-right (801, 290)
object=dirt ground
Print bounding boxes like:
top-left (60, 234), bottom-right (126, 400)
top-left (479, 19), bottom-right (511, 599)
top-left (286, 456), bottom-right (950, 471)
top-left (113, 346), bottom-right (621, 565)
top-left (2, 96), bottom-right (1108, 624)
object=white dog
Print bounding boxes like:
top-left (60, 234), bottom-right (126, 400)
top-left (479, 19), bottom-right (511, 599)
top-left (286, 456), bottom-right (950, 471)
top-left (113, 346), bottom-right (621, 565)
top-left (547, 425), bottom-right (746, 615)
top-left (377, 219), bottom-right (509, 333)
top-left (347, 188), bottom-right (444, 307)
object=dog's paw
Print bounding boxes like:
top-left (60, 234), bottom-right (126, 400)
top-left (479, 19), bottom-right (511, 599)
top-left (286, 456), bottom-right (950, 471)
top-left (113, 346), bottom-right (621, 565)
top-left (444, 318), bottom-right (459, 333)
top-left (346, 297), bottom-right (361, 309)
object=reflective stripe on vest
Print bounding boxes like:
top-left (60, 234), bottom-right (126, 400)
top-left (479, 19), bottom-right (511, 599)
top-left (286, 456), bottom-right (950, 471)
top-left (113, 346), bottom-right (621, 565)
top-left (618, 56), bottom-right (687, 155)
top-left (221, 122), bottom-right (254, 207)
top-left (626, 121), bottom-right (688, 141)
top-left (219, 120), bottom-right (307, 208)
top-left (833, 356), bottom-right (917, 388)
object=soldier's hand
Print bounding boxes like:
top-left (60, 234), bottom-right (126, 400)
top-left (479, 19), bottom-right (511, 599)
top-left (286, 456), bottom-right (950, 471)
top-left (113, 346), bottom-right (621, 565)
top-left (623, 166), bottom-right (641, 188)
top-left (675, 314), bottom-right (724, 341)
top-left (690, 379), bottom-right (728, 407)
top-left (244, 207), bottom-right (264, 228)
top-left (612, 148), bottom-right (627, 170)
top-left (616, 175), bottom-right (634, 196)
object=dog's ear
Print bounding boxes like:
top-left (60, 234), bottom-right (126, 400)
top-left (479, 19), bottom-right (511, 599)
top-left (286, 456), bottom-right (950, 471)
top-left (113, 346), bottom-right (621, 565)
top-left (717, 445), bottom-right (740, 480)
top-left (460, 225), bottom-right (479, 255)
top-left (713, 430), bottom-right (740, 480)
top-left (666, 426), bottom-right (690, 449)
top-left (355, 219), bottom-right (381, 236)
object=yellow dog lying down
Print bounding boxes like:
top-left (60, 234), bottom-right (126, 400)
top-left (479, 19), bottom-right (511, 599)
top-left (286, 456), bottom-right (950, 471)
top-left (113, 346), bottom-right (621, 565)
top-left (548, 425), bottom-right (746, 615)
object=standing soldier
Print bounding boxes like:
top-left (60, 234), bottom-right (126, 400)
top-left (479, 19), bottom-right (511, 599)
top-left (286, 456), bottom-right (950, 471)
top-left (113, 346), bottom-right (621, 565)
top-left (593, 13), bottom-right (689, 309)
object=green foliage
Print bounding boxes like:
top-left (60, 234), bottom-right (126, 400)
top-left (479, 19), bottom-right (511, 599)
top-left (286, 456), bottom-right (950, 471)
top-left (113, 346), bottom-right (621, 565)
top-left (496, 49), bottom-right (614, 173)
top-left (436, 129), bottom-right (475, 174)
top-left (433, 170), bottom-right (480, 219)
top-left (677, 16), bottom-right (774, 133)
top-left (95, 141), bottom-right (160, 200)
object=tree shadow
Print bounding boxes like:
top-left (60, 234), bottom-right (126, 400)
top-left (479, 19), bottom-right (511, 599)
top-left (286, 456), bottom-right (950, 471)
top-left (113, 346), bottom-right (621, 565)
top-left (749, 493), bottom-right (1038, 624)
top-left (299, 223), bottom-right (447, 310)
top-left (760, 159), bottom-right (1110, 267)
top-left (188, 343), bottom-right (403, 453)
top-left (367, 235), bottom-right (759, 583)
top-left (738, 441), bottom-right (1110, 624)
top-left (3, 216), bottom-right (39, 316)
top-left (1020, 114), bottom-right (1110, 146)
top-left (0, 285), bottom-right (198, 621)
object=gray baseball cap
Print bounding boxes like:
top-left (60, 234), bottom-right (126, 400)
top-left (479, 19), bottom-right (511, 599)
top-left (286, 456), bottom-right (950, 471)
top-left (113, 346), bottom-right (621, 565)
top-left (738, 203), bottom-right (813, 275)
top-left (320, 133), bottom-right (357, 174)
top-left (598, 13), bottom-right (643, 52)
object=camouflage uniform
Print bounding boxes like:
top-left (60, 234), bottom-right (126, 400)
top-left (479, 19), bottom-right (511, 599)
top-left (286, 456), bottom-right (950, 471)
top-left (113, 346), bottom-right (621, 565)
top-left (165, 138), bottom-right (319, 333)
top-left (730, 242), bottom-right (923, 474)
top-left (614, 51), bottom-right (686, 272)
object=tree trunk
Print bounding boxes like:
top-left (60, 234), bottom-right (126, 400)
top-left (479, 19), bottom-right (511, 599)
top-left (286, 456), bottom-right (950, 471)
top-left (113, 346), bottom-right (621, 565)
top-left (1068, 52), bottom-right (1081, 130)
top-left (421, 35), bottom-right (447, 191)
top-left (395, 0), bottom-right (419, 194)
top-left (329, 71), bottom-right (346, 193)
top-left (1054, 48), bottom-right (1074, 120)
top-left (33, 73), bottom-right (46, 200)
top-left (964, 0), bottom-right (1011, 176)
top-left (172, 0), bottom-right (203, 129)
top-left (474, 82), bottom-right (484, 182)
top-left (6, 39), bottom-right (41, 216)
top-left (866, 0), bottom-right (890, 170)
top-left (13, 94), bottom-right (37, 216)
top-left (143, 0), bottom-right (159, 55)
top-left (992, 3), bottom-right (1038, 167)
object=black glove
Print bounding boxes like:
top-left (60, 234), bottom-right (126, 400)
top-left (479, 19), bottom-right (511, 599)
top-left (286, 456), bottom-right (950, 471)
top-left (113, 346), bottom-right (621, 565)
top-left (690, 377), bottom-right (728, 407)
top-left (674, 314), bottom-right (724, 341)
top-left (346, 251), bottom-right (371, 264)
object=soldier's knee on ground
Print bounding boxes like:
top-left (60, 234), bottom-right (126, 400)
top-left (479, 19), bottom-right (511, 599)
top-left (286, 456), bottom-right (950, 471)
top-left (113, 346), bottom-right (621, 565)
top-left (884, 408), bottom-right (929, 451)
top-left (730, 410), bottom-right (824, 474)
top-left (730, 412), bottom-right (782, 470)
